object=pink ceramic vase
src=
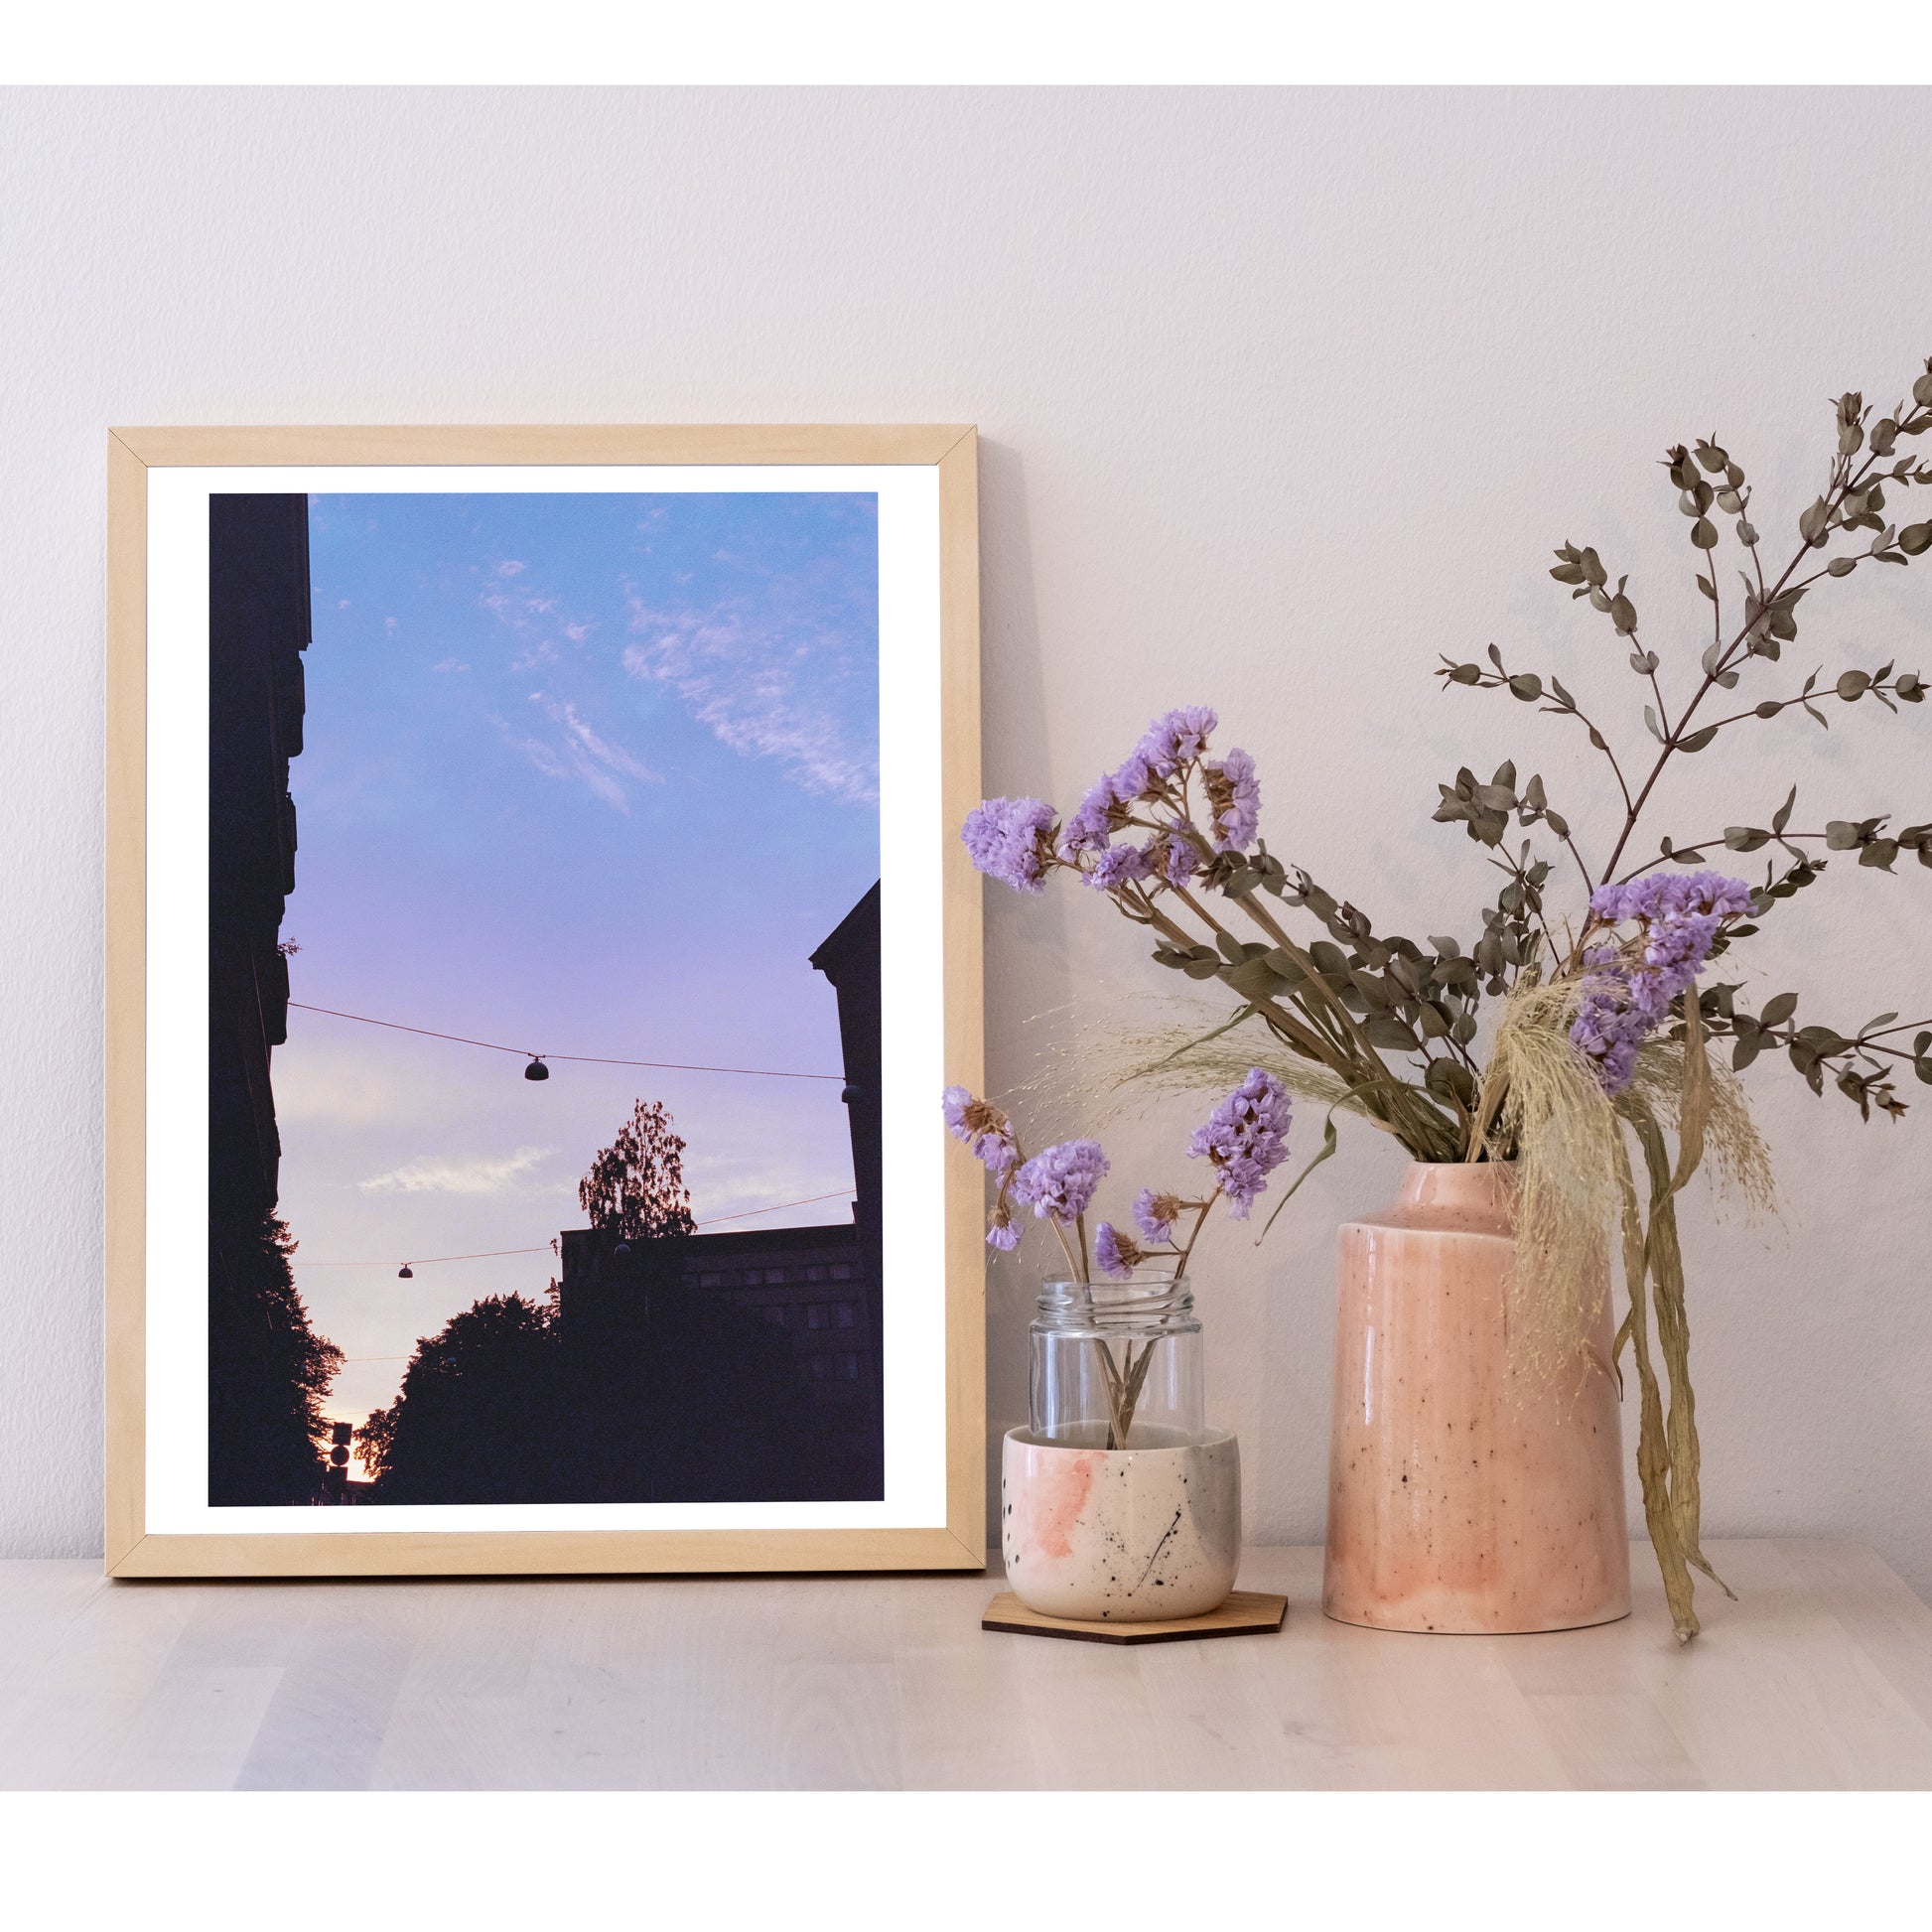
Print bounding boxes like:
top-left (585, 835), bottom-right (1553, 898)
top-left (1322, 1162), bottom-right (1631, 1634)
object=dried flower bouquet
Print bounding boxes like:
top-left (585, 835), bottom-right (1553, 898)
top-left (954, 356), bottom-right (1932, 1638)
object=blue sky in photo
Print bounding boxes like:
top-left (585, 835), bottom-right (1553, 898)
top-left (275, 491), bottom-right (880, 1436)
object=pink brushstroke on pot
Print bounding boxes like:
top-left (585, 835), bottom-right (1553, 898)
top-left (1003, 1427), bottom-right (1240, 1622)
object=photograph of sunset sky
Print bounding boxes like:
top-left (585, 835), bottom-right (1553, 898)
top-left (207, 487), bottom-right (885, 1508)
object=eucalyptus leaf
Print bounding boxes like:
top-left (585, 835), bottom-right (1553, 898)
top-left (1795, 1026), bottom-right (1847, 1052)
top-left (1364, 1016), bottom-right (1421, 1051)
top-left (1416, 1001), bottom-right (1453, 1039)
top-left (1222, 956), bottom-right (1293, 1002)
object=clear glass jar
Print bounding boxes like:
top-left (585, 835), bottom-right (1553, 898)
top-left (1029, 1275), bottom-right (1204, 1449)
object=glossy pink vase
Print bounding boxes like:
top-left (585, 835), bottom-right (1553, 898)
top-left (1322, 1162), bottom-right (1631, 1633)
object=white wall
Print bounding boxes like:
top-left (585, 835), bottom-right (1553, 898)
top-left (2, 87), bottom-right (1928, 1600)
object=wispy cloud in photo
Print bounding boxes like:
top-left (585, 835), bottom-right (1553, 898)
top-left (622, 596), bottom-right (879, 803)
top-left (359, 1146), bottom-right (555, 1196)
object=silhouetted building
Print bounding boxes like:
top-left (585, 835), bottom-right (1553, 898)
top-left (207, 495), bottom-right (341, 1510)
top-left (555, 884), bottom-right (885, 1497)
top-left (207, 494), bottom-right (308, 1303)
top-left (558, 1220), bottom-right (877, 1490)
top-left (812, 882), bottom-right (882, 1346)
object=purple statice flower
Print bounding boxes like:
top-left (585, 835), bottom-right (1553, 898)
top-left (941, 1086), bottom-right (1020, 1174)
top-left (1136, 706), bottom-right (1219, 778)
top-left (1187, 1068), bottom-right (1292, 1220)
top-left (1011, 1139), bottom-right (1110, 1224)
top-left (1060, 773), bottom-right (1127, 859)
top-left (1133, 1188), bottom-right (1182, 1245)
top-left (985, 1205), bottom-right (1020, 1252)
top-left (1571, 869), bottom-right (1753, 1090)
top-left (1093, 1222), bottom-right (1146, 1279)
top-left (1202, 747), bottom-right (1261, 854)
top-left (962, 795), bottom-right (1057, 895)
top-left (1569, 982), bottom-right (1645, 1094)
top-left (1589, 869), bottom-right (1754, 926)
top-left (1060, 754), bottom-right (1158, 860)
top-left (1629, 916), bottom-right (1720, 1023)
top-left (1145, 832), bottom-right (1198, 891)
top-left (1088, 842), bottom-right (1153, 892)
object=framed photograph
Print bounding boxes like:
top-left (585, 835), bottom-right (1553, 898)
top-left (105, 426), bottom-right (984, 1578)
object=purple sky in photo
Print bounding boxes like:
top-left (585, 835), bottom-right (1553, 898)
top-left (275, 491), bottom-right (880, 1437)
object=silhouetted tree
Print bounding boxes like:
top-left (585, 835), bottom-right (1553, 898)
top-left (208, 1213), bottom-right (343, 1505)
top-left (578, 1098), bottom-right (696, 1240)
top-left (353, 1293), bottom-right (563, 1504)
top-left (354, 1270), bottom-right (839, 1506)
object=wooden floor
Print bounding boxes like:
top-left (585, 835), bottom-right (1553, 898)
top-left (2, 1540), bottom-right (1929, 1789)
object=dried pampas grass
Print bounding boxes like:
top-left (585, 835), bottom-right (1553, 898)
top-left (1467, 977), bottom-right (1626, 1383)
top-left (1007, 989), bottom-right (1393, 1136)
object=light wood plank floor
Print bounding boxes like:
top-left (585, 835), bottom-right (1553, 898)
top-left (2, 1540), bottom-right (1928, 1789)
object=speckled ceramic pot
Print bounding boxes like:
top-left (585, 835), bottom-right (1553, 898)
top-left (1002, 1427), bottom-right (1241, 1622)
top-left (1322, 1162), bottom-right (1631, 1634)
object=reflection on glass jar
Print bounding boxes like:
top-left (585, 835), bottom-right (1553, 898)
top-left (1030, 1273), bottom-right (1203, 1449)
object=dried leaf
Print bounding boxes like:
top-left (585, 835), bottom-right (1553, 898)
top-left (1610, 1126), bottom-right (1700, 1642)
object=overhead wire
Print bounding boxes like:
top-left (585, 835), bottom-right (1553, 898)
top-left (288, 1001), bottom-right (843, 1082)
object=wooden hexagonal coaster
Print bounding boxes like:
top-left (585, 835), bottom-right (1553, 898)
top-left (981, 1588), bottom-right (1289, 1645)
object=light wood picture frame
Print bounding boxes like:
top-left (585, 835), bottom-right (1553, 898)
top-left (105, 425), bottom-right (984, 1578)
